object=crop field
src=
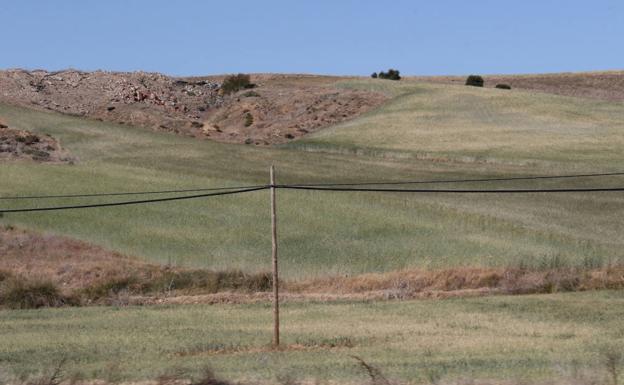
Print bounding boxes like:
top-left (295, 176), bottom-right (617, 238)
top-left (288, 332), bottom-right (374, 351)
top-left (1, 79), bottom-right (624, 279)
top-left (1, 290), bottom-right (623, 383)
top-left (1, 76), bottom-right (624, 384)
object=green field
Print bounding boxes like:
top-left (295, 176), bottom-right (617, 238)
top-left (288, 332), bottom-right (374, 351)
top-left (1, 291), bottom-right (623, 383)
top-left (1, 79), bottom-right (624, 278)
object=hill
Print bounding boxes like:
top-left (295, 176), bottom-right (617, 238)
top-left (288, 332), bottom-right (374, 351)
top-left (416, 70), bottom-right (624, 102)
top-left (293, 79), bottom-right (624, 169)
top-left (0, 69), bottom-right (386, 145)
top-left (0, 72), bottom-right (623, 279)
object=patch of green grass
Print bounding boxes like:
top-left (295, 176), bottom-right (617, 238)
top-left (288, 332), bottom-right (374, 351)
top-left (303, 79), bottom-right (624, 169)
top-left (1, 291), bottom-right (623, 382)
top-left (1, 82), bottom-right (624, 278)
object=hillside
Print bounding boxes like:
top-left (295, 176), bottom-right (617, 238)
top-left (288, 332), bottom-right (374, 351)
top-left (1, 73), bottom-right (623, 278)
top-left (416, 71), bottom-right (624, 102)
top-left (0, 69), bottom-right (386, 145)
top-left (294, 79), bottom-right (624, 169)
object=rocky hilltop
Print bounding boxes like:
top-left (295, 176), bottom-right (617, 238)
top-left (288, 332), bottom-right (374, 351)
top-left (0, 69), bottom-right (386, 145)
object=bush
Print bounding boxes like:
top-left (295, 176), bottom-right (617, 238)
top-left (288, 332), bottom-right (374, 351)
top-left (378, 69), bottom-right (401, 81)
top-left (0, 270), bottom-right (12, 283)
top-left (495, 83), bottom-right (511, 90)
top-left (80, 276), bottom-right (140, 302)
top-left (221, 74), bottom-right (255, 94)
top-left (465, 75), bottom-right (484, 87)
top-left (0, 278), bottom-right (75, 309)
top-left (371, 72), bottom-right (378, 79)
top-left (243, 112), bottom-right (254, 127)
top-left (242, 90), bottom-right (260, 98)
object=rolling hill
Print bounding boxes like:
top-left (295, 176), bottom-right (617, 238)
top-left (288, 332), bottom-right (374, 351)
top-left (1, 73), bottom-right (623, 279)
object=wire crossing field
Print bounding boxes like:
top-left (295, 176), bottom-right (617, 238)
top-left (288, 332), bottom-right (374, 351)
top-left (1, 291), bottom-right (623, 382)
top-left (1, 78), bottom-right (624, 278)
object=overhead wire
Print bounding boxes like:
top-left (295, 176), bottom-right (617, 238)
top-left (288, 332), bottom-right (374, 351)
top-left (2, 172), bottom-right (624, 214)
top-left (277, 185), bottom-right (624, 193)
top-left (0, 184), bottom-right (267, 200)
top-left (0, 186), bottom-right (268, 213)
top-left (2, 171), bottom-right (623, 201)
top-left (285, 171), bottom-right (624, 187)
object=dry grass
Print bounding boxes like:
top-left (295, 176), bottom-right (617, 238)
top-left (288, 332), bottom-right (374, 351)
top-left (0, 226), bottom-right (272, 308)
top-left (413, 71), bottom-right (624, 102)
top-left (289, 266), bottom-right (624, 297)
top-left (3, 226), bottom-right (624, 309)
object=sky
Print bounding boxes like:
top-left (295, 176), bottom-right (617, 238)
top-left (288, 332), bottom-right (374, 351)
top-left (1, 0), bottom-right (622, 76)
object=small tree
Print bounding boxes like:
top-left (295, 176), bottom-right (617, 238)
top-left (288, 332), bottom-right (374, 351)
top-left (221, 74), bottom-right (255, 94)
top-left (378, 69), bottom-right (401, 81)
top-left (465, 75), bottom-right (484, 87)
top-left (371, 72), bottom-right (378, 79)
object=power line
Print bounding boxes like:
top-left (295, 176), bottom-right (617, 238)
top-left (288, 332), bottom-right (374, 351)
top-left (3, 172), bottom-right (623, 201)
top-left (278, 185), bottom-right (624, 193)
top-left (0, 184), bottom-right (267, 200)
top-left (287, 171), bottom-right (624, 187)
top-left (2, 175), bottom-right (624, 214)
top-left (0, 186), bottom-right (268, 214)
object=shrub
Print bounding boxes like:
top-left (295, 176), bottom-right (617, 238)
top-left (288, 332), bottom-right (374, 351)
top-left (80, 276), bottom-right (140, 302)
top-left (0, 279), bottom-right (74, 309)
top-left (221, 74), bottom-right (255, 94)
top-left (243, 113), bottom-right (254, 127)
top-left (0, 270), bottom-right (12, 283)
top-left (242, 90), bottom-right (260, 98)
top-left (495, 83), bottom-right (511, 90)
top-left (378, 69), bottom-right (401, 81)
top-left (465, 75), bottom-right (484, 87)
top-left (371, 72), bottom-right (378, 79)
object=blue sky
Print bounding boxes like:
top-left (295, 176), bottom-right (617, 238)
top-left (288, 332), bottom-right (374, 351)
top-left (1, 0), bottom-right (622, 76)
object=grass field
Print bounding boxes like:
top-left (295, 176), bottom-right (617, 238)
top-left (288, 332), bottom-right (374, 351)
top-left (1, 291), bottom-right (623, 383)
top-left (1, 78), bottom-right (624, 278)
top-left (298, 80), bottom-right (624, 169)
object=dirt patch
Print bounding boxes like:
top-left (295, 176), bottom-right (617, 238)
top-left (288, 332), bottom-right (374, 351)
top-left (0, 225), bottom-right (156, 291)
top-left (0, 226), bottom-right (270, 308)
top-left (2, 226), bottom-right (623, 308)
top-left (0, 119), bottom-right (74, 162)
top-left (415, 71), bottom-right (624, 102)
top-left (0, 69), bottom-right (387, 145)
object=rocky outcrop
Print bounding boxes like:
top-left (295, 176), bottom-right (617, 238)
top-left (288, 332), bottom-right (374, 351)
top-left (0, 70), bottom-right (387, 145)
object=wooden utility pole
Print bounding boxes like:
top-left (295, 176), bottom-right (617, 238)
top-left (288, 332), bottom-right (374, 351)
top-left (270, 165), bottom-right (280, 348)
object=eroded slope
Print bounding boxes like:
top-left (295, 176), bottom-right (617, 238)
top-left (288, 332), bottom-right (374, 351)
top-left (0, 70), bottom-right (387, 145)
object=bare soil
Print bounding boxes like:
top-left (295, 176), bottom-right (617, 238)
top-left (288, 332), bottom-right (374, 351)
top-left (414, 71), bottom-right (624, 102)
top-left (0, 118), bottom-right (73, 162)
top-left (0, 225), bottom-right (157, 291)
top-left (0, 69), bottom-right (387, 145)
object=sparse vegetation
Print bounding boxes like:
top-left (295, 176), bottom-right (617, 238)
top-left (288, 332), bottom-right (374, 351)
top-left (242, 90), bottom-right (260, 97)
top-left (221, 73), bottom-right (255, 94)
top-left (0, 278), bottom-right (76, 309)
top-left (465, 75), bottom-right (484, 87)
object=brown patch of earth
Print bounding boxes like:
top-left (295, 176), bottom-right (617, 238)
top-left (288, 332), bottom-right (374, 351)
top-left (2, 226), bottom-right (623, 307)
top-left (0, 69), bottom-right (387, 145)
top-left (415, 71), bottom-right (624, 102)
top-left (0, 118), bottom-right (74, 162)
top-left (0, 225), bottom-right (158, 291)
